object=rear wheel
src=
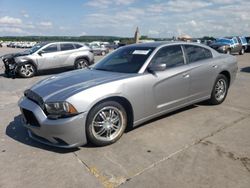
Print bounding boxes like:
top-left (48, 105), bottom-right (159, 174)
top-left (18, 63), bottom-right (36, 78)
top-left (208, 74), bottom-right (228, 105)
top-left (75, 58), bottom-right (89, 69)
top-left (86, 101), bottom-right (127, 146)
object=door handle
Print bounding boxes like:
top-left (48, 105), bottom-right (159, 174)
top-left (182, 73), bottom-right (190, 78)
top-left (212, 65), bottom-right (218, 68)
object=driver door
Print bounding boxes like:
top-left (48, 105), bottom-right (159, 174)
top-left (36, 44), bottom-right (60, 70)
top-left (144, 45), bottom-right (191, 115)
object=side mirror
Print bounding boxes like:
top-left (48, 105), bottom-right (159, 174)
top-left (148, 63), bottom-right (166, 72)
top-left (38, 50), bottom-right (45, 56)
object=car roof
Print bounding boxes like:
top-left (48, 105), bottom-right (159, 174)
top-left (125, 41), bottom-right (209, 49)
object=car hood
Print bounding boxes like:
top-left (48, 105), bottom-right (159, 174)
top-left (1, 51), bottom-right (30, 59)
top-left (30, 69), bottom-right (133, 101)
top-left (210, 42), bottom-right (229, 48)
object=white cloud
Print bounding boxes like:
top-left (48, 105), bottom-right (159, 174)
top-left (148, 30), bottom-right (160, 36)
top-left (0, 16), bottom-right (22, 25)
top-left (39, 21), bottom-right (53, 27)
top-left (85, 0), bottom-right (135, 8)
top-left (0, 27), bottom-right (24, 33)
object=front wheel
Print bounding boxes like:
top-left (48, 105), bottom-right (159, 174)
top-left (208, 74), bottom-right (228, 105)
top-left (86, 101), bottom-right (127, 146)
top-left (239, 48), bottom-right (245, 55)
top-left (226, 49), bottom-right (231, 54)
top-left (17, 63), bottom-right (36, 78)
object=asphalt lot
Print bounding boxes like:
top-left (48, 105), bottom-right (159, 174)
top-left (0, 46), bottom-right (250, 188)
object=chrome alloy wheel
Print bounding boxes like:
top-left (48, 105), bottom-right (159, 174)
top-left (20, 64), bottom-right (35, 77)
top-left (91, 106), bottom-right (124, 141)
top-left (215, 79), bottom-right (227, 101)
top-left (76, 60), bottom-right (88, 69)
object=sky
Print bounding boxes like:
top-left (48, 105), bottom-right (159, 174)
top-left (0, 0), bottom-right (249, 38)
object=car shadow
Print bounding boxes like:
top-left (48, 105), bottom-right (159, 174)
top-left (241, 67), bottom-right (250, 73)
top-left (5, 115), bottom-right (79, 153)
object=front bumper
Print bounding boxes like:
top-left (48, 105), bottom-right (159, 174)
top-left (18, 96), bottom-right (88, 148)
top-left (2, 58), bottom-right (17, 77)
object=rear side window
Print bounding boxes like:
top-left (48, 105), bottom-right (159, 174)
top-left (184, 45), bottom-right (212, 63)
top-left (43, 44), bottom-right (58, 53)
top-left (74, 43), bottom-right (83, 49)
top-left (60, 43), bottom-right (75, 51)
top-left (151, 45), bottom-right (184, 68)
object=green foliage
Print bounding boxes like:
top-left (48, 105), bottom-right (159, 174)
top-left (0, 36), bottom-right (122, 42)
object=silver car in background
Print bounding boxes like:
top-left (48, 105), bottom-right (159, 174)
top-left (18, 42), bottom-right (238, 148)
top-left (2, 42), bottom-right (94, 78)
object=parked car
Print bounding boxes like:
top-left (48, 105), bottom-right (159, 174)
top-left (210, 37), bottom-right (244, 55)
top-left (18, 42), bottom-right (237, 148)
top-left (89, 44), bottom-right (109, 56)
top-left (1, 42), bottom-right (94, 78)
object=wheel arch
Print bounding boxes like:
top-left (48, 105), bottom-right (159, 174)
top-left (74, 56), bottom-right (90, 64)
top-left (16, 59), bottom-right (37, 72)
top-left (86, 96), bottom-right (134, 131)
top-left (219, 70), bottom-right (231, 86)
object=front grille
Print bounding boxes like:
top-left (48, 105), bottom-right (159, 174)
top-left (22, 108), bottom-right (40, 127)
top-left (24, 89), bottom-right (44, 109)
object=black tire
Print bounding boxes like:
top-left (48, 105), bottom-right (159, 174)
top-left (101, 51), bottom-right (106, 56)
top-left (86, 101), bottom-right (127, 146)
top-left (208, 74), bottom-right (228, 105)
top-left (17, 63), bottom-right (36, 78)
top-left (74, 58), bottom-right (89, 69)
top-left (226, 48), bottom-right (231, 54)
top-left (239, 48), bottom-right (245, 55)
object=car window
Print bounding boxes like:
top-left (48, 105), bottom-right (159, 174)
top-left (94, 46), bottom-right (155, 73)
top-left (151, 45), bottom-right (184, 68)
top-left (233, 38), bottom-right (238, 44)
top-left (42, 44), bottom-right (58, 53)
top-left (185, 45), bottom-right (212, 63)
top-left (60, 43), bottom-right (75, 51)
top-left (74, 43), bottom-right (83, 49)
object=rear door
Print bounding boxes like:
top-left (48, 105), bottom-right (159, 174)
top-left (58, 43), bottom-right (76, 66)
top-left (183, 45), bottom-right (216, 100)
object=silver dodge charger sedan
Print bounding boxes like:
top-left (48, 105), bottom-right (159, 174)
top-left (18, 42), bottom-right (238, 148)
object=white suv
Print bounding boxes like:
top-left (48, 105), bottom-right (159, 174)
top-left (2, 42), bottom-right (94, 78)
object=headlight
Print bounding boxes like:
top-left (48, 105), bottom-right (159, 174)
top-left (45, 101), bottom-right (78, 118)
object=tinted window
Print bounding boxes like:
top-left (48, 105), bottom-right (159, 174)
top-left (185, 45), bottom-right (212, 63)
top-left (74, 43), bottom-right (83, 49)
top-left (94, 46), bottom-right (155, 73)
top-left (43, 44), bottom-right (58, 53)
top-left (151, 45), bottom-right (184, 68)
top-left (60, 43), bottom-right (75, 51)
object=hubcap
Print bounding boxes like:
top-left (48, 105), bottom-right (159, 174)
top-left (215, 79), bottom-right (227, 101)
top-left (20, 64), bottom-right (34, 77)
top-left (76, 60), bottom-right (87, 69)
top-left (91, 106), bottom-right (123, 141)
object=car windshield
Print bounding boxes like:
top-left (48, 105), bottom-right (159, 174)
top-left (93, 46), bottom-right (155, 73)
top-left (216, 39), bottom-right (232, 44)
top-left (26, 43), bottom-right (47, 54)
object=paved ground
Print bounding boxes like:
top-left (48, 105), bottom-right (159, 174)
top-left (0, 46), bottom-right (250, 188)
